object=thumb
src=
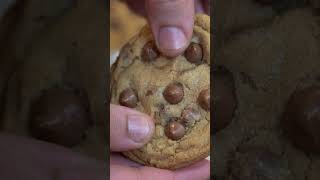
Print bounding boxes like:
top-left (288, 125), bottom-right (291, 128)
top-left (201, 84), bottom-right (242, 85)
top-left (110, 104), bottom-right (155, 152)
top-left (145, 0), bottom-right (195, 57)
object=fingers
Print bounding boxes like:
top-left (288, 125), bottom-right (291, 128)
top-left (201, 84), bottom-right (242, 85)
top-left (0, 133), bottom-right (106, 179)
top-left (174, 159), bottom-right (210, 180)
top-left (110, 153), bottom-right (142, 168)
top-left (110, 159), bottom-right (210, 180)
top-left (110, 104), bottom-right (155, 152)
top-left (111, 165), bottom-right (174, 180)
top-left (195, 0), bottom-right (205, 13)
top-left (145, 0), bottom-right (195, 57)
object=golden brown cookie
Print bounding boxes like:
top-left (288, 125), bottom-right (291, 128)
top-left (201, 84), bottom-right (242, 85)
top-left (110, 14), bottom-right (210, 169)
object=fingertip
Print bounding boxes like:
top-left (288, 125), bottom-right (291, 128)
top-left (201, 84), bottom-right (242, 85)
top-left (156, 26), bottom-right (189, 57)
top-left (110, 104), bottom-right (155, 152)
top-left (145, 0), bottom-right (194, 58)
top-left (127, 113), bottom-right (155, 144)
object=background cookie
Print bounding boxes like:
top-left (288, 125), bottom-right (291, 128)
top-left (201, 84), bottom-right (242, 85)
top-left (213, 6), bottom-right (320, 179)
top-left (110, 0), bottom-right (145, 52)
top-left (110, 14), bottom-right (210, 169)
top-left (0, 0), bottom-right (107, 161)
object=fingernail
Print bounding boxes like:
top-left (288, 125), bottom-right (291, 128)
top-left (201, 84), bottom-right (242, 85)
top-left (127, 115), bottom-right (151, 143)
top-left (158, 26), bottom-right (187, 51)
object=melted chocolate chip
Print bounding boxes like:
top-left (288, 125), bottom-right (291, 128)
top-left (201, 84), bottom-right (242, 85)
top-left (169, 117), bottom-right (179, 122)
top-left (158, 104), bottom-right (165, 113)
top-left (146, 90), bottom-right (153, 96)
top-left (282, 86), bottom-right (320, 153)
top-left (213, 66), bottom-right (237, 133)
top-left (181, 107), bottom-right (201, 124)
top-left (165, 121), bottom-right (185, 140)
top-left (141, 41), bottom-right (159, 62)
top-left (198, 89), bottom-right (210, 111)
top-left (163, 82), bottom-right (184, 104)
top-left (119, 88), bottom-right (138, 108)
top-left (29, 86), bottom-right (91, 147)
top-left (227, 147), bottom-right (291, 180)
top-left (184, 42), bottom-right (203, 64)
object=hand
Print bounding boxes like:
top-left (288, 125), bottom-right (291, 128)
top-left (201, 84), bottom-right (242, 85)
top-left (0, 133), bottom-right (106, 179)
top-left (110, 104), bottom-right (210, 180)
top-left (125, 0), bottom-right (210, 57)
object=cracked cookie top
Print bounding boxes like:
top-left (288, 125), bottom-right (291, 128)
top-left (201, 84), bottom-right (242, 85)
top-left (110, 14), bottom-right (210, 169)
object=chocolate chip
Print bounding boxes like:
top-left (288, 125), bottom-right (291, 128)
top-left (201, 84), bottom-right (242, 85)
top-left (184, 42), bottom-right (203, 64)
top-left (213, 66), bottom-right (237, 133)
top-left (146, 90), bottom-right (153, 96)
top-left (169, 117), bottom-right (179, 122)
top-left (141, 41), bottom-right (159, 62)
top-left (198, 89), bottom-right (210, 111)
top-left (282, 86), bottom-right (320, 153)
top-left (158, 104), bottom-right (165, 113)
top-left (29, 86), bottom-right (91, 147)
top-left (181, 107), bottom-right (201, 124)
top-left (213, 66), bottom-right (235, 89)
top-left (165, 121), bottom-right (185, 140)
top-left (119, 88), bottom-right (138, 108)
top-left (227, 147), bottom-right (292, 180)
top-left (163, 82), bottom-right (184, 104)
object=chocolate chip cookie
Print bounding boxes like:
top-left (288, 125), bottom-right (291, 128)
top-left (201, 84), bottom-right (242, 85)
top-left (226, 147), bottom-right (292, 180)
top-left (282, 86), bottom-right (320, 153)
top-left (110, 14), bottom-right (210, 169)
top-left (28, 85), bottom-right (92, 147)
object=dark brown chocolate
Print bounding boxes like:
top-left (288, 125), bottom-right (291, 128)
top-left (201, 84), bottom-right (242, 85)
top-left (180, 107), bottom-right (201, 125)
top-left (141, 41), bottom-right (159, 62)
top-left (184, 42), bottom-right (203, 64)
top-left (29, 86), bottom-right (91, 147)
top-left (119, 88), bottom-right (138, 108)
top-left (165, 121), bottom-right (185, 140)
top-left (226, 147), bottom-right (291, 180)
top-left (212, 66), bottom-right (237, 133)
top-left (198, 88), bottom-right (210, 111)
top-left (282, 86), bottom-right (320, 153)
top-left (163, 82), bottom-right (184, 104)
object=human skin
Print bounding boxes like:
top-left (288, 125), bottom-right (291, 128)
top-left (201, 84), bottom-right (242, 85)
top-left (0, 133), bottom-right (106, 180)
top-left (0, 1), bottom-right (210, 179)
top-left (110, 105), bottom-right (210, 180)
top-left (125, 0), bottom-right (210, 57)
top-left (110, 1), bottom-right (210, 179)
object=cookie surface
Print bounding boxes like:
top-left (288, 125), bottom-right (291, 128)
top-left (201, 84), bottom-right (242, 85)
top-left (110, 14), bottom-right (210, 169)
top-left (213, 8), bottom-right (320, 178)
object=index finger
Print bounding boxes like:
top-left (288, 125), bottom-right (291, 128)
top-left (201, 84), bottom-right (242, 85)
top-left (110, 159), bottom-right (210, 180)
